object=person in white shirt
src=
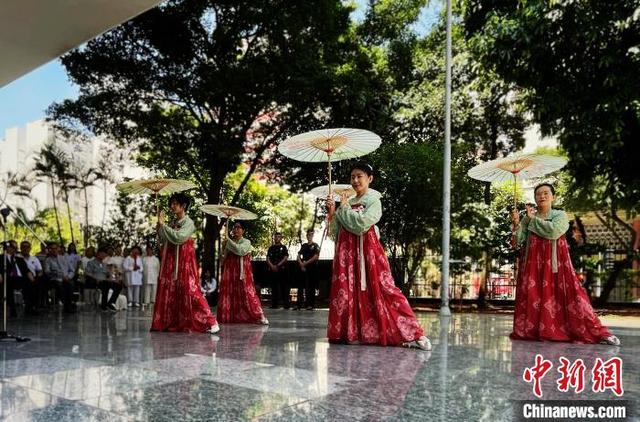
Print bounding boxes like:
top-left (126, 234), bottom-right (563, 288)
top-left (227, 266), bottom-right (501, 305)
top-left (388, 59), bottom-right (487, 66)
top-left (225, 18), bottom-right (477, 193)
top-left (19, 240), bottom-right (43, 313)
top-left (201, 269), bottom-right (218, 307)
top-left (105, 246), bottom-right (124, 285)
top-left (123, 246), bottom-right (143, 307)
top-left (142, 245), bottom-right (160, 305)
top-left (19, 240), bottom-right (43, 277)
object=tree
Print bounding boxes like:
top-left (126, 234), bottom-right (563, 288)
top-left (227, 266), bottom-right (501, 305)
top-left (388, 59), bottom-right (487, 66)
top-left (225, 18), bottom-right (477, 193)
top-left (396, 16), bottom-right (528, 305)
top-left (49, 0), bottom-right (367, 271)
top-left (92, 190), bottom-right (155, 251)
top-left (462, 0), bottom-right (640, 211)
top-left (34, 143), bottom-right (66, 244)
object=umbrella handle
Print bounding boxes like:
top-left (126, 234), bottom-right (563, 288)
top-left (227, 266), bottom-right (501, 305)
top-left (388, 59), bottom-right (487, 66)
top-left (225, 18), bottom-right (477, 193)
top-left (327, 152), bottom-right (333, 196)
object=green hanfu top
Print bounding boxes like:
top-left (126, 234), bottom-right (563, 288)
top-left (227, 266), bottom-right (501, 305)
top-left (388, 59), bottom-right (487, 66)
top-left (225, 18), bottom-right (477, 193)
top-left (225, 237), bottom-right (253, 256)
top-left (515, 208), bottom-right (569, 273)
top-left (329, 189), bottom-right (382, 291)
top-left (158, 215), bottom-right (195, 245)
top-left (330, 190), bottom-right (382, 240)
top-left (158, 215), bottom-right (195, 281)
top-left (224, 237), bottom-right (253, 280)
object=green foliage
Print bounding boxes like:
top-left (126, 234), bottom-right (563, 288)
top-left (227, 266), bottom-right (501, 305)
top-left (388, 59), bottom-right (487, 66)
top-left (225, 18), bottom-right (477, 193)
top-left (463, 0), bottom-right (640, 210)
top-left (49, 0), bottom-right (384, 269)
top-left (91, 190), bottom-right (156, 250)
top-left (4, 208), bottom-right (81, 248)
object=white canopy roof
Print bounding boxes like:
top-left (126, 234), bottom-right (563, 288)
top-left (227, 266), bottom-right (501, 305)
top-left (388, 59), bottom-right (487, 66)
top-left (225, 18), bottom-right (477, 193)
top-left (0, 0), bottom-right (162, 87)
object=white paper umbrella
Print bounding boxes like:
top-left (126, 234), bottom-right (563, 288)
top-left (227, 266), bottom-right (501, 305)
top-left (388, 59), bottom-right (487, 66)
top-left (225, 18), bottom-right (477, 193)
top-left (278, 128), bottom-right (381, 195)
top-left (467, 153), bottom-right (567, 184)
top-left (468, 153), bottom-right (566, 208)
top-left (200, 204), bottom-right (258, 220)
top-left (309, 184), bottom-right (381, 202)
top-left (116, 178), bottom-right (197, 216)
top-left (468, 153), bottom-right (567, 252)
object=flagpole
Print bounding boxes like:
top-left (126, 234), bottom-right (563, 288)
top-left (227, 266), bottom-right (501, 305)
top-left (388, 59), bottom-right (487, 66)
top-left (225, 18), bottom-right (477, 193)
top-left (440, 0), bottom-right (452, 317)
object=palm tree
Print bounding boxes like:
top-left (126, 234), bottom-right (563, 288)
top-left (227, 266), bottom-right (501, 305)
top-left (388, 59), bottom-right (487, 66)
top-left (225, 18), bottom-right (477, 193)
top-left (34, 142), bottom-right (66, 244)
top-left (74, 166), bottom-right (106, 248)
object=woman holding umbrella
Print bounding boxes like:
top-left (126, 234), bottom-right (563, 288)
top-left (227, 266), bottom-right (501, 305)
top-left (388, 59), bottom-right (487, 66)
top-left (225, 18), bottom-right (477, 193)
top-left (217, 221), bottom-right (269, 325)
top-left (151, 192), bottom-right (220, 334)
top-left (326, 162), bottom-right (431, 350)
top-left (510, 183), bottom-right (619, 345)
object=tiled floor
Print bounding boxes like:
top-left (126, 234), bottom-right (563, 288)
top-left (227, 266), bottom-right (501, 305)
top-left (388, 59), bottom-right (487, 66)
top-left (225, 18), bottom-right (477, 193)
top-left (0, 308), bottom-right (637, 421)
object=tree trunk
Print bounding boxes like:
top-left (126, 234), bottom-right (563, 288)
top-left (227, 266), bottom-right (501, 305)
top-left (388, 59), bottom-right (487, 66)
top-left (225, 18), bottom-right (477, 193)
top-left (83, 187), bottom-right (90, 249)
top-left (101, 180), bottom-right (108, 227)
top-left (477, 182), bottom-right (493, 308)
top-left (202, 177), bottom-right (224, 274)
top-left (594, 259), bottom-right (628, 306)
top-left (50, 179), bottom-right (64, 244)
top-left (477, 114), bottom-right (499, 307)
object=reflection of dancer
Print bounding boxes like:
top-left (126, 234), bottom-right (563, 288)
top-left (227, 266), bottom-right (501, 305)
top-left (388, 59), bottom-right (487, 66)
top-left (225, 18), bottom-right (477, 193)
top-left (326, 162), bottom-right (430, 350)
top-left (151, 193), bottom-right (219, 334)
top-left (217, 222), bottom-right (268, 324)
top-left (331, 345), bottom-right (431, 417)
top-left (510, 183), bottom-right (619, 345)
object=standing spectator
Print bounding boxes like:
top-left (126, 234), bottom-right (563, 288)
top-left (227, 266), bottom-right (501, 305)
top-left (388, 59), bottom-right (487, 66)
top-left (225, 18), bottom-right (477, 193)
top-left (44, 243), bottom-right (76, 313)
top-left (124, 246), bottom-right (143, 307)
top-left (19, 240), bottom-right (43, 313)
top-left (0, 240), bottom-right (37, 316)
top-left (142, 245), bottom-right (159, 305)
top-left (86, 247), bottom-right (122, 312)
top-left (266, 232), bottom-right (289, 309)
top-left (297, 229), bottom-right (320, 310)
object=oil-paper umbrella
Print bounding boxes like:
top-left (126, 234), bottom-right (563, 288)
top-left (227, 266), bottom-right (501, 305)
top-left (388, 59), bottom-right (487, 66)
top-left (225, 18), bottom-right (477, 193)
top-left (308, 184), bottom-right (381, 202)
top-left (278, 128), bottom-right (381, 196)
top-left (201, 204), bottom-right (259, 279)
top-left (200, 204), bottom-right (258, 234)
top-left (116, 178), bottom-right (197, 217)
top-left (467, 153), bottom-right (567, 210)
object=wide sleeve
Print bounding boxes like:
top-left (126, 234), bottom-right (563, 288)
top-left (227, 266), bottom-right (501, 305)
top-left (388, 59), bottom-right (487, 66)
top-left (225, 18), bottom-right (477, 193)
top-left (515, 215), bottom-right (531, 246)
top-left (158, 217), bottom-right (195, 245)
top-left (226, 238), bottom-right (253, 256)
top-left (335, 196), bottom-right (382, 235)
top-left (527, 210), bottom-right (570, 240)
top-left (329, 216), bottom-right (340, 240)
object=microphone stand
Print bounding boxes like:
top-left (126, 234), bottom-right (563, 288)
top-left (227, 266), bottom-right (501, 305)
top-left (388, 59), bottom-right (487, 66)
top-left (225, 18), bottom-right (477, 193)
top-left (0, 209), bottom-right (30, 342)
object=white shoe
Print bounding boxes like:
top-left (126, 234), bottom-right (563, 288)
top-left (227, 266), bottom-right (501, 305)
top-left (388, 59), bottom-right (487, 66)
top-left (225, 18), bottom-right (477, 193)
top-left (403, 336), bottom-right (432, 351)
top-left (127, 303), bottom-right (133, 307)
top-left (133, 303), bottom-right (140, 308)
top-left (260, 318), bottom-right (269, 325)
top-left (207, 324), bottom-right (220, 334)
top-left (600, 335), bottom-right (621, 346)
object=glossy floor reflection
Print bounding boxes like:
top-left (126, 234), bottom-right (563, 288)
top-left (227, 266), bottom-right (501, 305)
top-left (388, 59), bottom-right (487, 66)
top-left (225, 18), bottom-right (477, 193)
top-left (0, 308), bottom-right (638, 421)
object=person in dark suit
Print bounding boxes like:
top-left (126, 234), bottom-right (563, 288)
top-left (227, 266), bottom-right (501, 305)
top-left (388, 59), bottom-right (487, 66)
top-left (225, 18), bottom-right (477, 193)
top-left (267, 232), bottom-right (290, 309)
top-left (296, 229), bottom-right (320, 310)
top-left (0, 240), bottom-right (37, 316)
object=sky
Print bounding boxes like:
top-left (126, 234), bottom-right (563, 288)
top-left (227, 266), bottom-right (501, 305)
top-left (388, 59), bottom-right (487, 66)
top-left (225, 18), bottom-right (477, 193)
top-left (0, 1), bottom-right (442, 138)
top-left (0, 60), bottom-right (79, 136)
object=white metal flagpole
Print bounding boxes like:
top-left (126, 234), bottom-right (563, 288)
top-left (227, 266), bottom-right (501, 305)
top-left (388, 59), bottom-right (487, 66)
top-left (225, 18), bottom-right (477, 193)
top-left (439, 0), bottom-right (453, 317)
